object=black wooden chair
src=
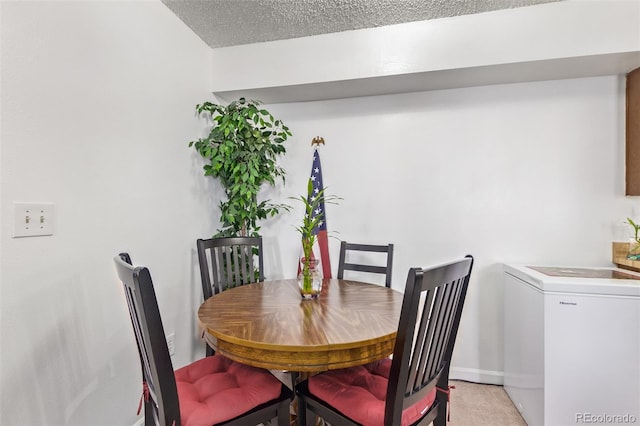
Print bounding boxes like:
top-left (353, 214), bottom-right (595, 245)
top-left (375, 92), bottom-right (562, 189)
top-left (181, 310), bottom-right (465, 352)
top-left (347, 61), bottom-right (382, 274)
top-left (197, 237), bottom-right (264, 356)
top-left (197, 236), bottom-right (264, 299)
top-left (337, 241), bottom-right (394, 288)
top-left (114, 253), bottom-right (291, 426)
top-left (296, 255), bottom-right (474, 426)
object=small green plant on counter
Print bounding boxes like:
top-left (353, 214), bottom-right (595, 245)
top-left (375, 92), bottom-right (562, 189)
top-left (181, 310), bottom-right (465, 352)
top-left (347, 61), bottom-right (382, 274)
top-left (626, 217), bottom-right (640, 258)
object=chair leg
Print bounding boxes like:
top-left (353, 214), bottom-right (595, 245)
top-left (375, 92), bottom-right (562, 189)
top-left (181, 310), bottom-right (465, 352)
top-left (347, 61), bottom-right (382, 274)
top-left (433, 392), bottom-right (449, 426)
top-left (276, 399), bottom-right (290, 426)
top-left (305, 410), bottom-right (316, 426)
top-left (433, 409), bottom-right (447, 426)
top-left (290, 371), bottom-right (299, 390)
top-left (144, 398), bottom-right (154, 426)
top-left (296, 398), bottom-right (309, 426)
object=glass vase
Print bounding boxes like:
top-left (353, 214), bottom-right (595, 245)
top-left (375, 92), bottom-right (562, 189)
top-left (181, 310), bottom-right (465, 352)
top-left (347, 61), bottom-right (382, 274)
top-left (298, 257), bottom-right (322, 299)
top-left (628, 239), bottom-right (640, 260)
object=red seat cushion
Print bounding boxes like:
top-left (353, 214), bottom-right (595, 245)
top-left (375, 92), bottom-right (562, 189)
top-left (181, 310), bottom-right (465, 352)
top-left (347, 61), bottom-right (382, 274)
top-left (308, 358), bottom-right (436, 426)
top-left (175, 355), bottom-right (283, 426)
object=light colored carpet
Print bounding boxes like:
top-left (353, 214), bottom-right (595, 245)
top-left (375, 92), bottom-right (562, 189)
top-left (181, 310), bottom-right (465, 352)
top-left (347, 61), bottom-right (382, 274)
top-left (276, 376), bottom-right (527, 426)
top-left (444, 380), bottom-right (526, 426)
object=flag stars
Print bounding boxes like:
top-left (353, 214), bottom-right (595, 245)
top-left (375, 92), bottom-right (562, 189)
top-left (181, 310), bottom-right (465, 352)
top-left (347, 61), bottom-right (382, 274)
top-left (305, 151), bottom-right (327, 232)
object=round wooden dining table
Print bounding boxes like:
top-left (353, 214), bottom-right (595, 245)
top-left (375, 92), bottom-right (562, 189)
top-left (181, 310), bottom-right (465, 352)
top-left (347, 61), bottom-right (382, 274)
top-left (198, 278), bottom-right (403, 373)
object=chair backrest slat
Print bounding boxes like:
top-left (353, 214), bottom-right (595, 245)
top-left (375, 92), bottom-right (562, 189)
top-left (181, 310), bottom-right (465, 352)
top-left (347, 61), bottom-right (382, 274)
top-left (406, 288), bottom-right (434, 393)
top-left (433, 281), bottom-right (464, 377)
top-left (114, 253), bottom-right (181, 426)
top-left (337, 241), bottom-right (394, 287)
top-left (225, 245), bottom-right (236, 285)
top-left (239, 245), bottom-right (254, 284)
top-left (385, 255), bottom-right (474, 425)
top-left (197, 237), bottom-right (264, 299)
top-left (424, 283), bottom-right (456, 384)
top-left (428, 286), bottom-right (452, 372)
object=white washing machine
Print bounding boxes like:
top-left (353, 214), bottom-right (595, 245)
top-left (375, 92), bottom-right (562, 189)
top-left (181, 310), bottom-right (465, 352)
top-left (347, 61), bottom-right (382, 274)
top-left (503, 264), bottom-right (640, 426)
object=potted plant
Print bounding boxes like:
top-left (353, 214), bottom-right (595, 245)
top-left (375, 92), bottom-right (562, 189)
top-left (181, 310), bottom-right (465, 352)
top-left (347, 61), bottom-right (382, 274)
top-left (292, 178), bottom-right (340, 299)
top-left (189, 97), bottom-right (292, 237)
top-left (626, 217), bottom-right (640, 258)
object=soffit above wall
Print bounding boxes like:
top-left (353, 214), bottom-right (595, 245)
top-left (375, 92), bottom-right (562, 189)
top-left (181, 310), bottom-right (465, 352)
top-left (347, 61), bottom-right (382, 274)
top-left (161, 0), bottom-right (560, 49)
top-left (161, 1), bottom-right (639, 104)
top-left (205, 1), bottom-right (640, 104)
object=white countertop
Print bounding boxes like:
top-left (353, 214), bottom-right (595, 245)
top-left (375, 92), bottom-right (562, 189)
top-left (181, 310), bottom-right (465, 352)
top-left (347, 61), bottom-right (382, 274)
top-left (503, 264), bottom-right (640, 297)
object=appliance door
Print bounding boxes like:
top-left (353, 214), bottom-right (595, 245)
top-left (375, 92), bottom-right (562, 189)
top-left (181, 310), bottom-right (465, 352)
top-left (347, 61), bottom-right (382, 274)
top-left (545, 292), bottom-right (640, 425)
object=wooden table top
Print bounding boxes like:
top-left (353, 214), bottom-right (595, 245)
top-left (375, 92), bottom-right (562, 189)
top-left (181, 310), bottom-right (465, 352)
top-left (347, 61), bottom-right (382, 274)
top-left (198, 278), bottom-right (403, 372)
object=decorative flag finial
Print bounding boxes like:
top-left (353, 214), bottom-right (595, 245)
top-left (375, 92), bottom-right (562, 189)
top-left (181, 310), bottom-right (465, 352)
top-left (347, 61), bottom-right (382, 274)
top-left (311, 136), bottom-right (325, 147)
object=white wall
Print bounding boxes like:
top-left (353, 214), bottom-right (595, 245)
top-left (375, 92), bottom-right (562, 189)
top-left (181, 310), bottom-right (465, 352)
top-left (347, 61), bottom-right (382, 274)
top-left (2, 1), bottom-right (639, 424)
top-left (258, 75), bottom-right (639, 383)
top-left (1, 1), bottom-right (215, 424)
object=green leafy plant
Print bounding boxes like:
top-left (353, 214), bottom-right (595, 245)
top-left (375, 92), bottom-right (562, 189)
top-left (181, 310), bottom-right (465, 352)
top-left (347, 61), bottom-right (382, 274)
top-left (291, 178), bottom-right (341, 293)
top-left (627, 217), bottom-right (640, 255)
top-left (189, 97), bottom-right (292, 237)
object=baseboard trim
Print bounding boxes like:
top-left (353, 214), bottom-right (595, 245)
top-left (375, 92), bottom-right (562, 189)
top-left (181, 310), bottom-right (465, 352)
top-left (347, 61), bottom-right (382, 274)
top-left (450, 367), bottom-right (504, 385)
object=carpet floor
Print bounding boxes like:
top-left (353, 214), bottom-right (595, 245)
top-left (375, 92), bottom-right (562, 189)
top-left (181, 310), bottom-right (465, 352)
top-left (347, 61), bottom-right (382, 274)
top-left (444, 380), bottom-right (526, 426)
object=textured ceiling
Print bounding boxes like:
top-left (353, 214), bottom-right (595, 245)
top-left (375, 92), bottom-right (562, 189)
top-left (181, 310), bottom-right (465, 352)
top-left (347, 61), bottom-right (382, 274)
top-left (162, 0), bottom-right (562, 49)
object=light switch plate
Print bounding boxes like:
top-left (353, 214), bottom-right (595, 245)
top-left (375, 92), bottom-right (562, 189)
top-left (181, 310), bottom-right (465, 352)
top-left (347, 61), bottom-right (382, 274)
top-left (13, 202), bottom-right (54, 237)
